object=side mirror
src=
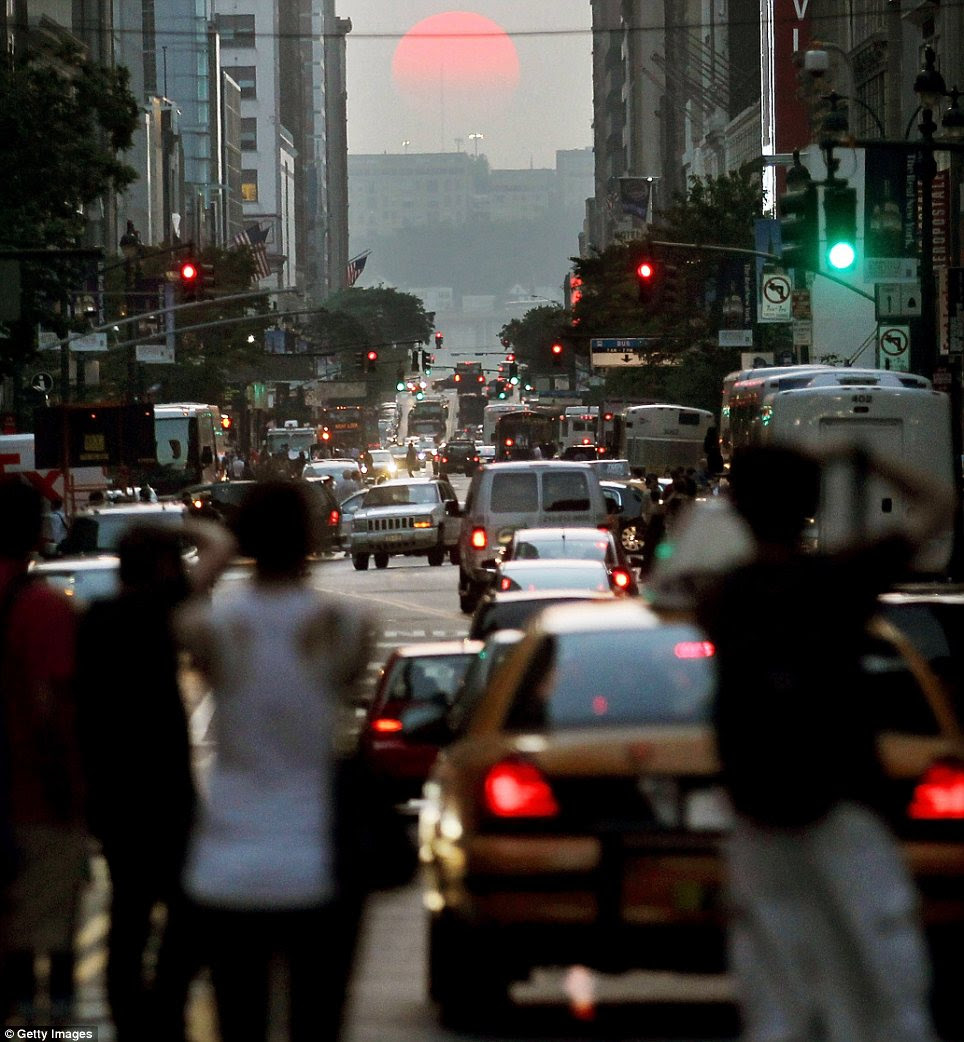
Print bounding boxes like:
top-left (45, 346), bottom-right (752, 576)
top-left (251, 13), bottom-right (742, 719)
top-left (445, 500), bottom-right (462, 516)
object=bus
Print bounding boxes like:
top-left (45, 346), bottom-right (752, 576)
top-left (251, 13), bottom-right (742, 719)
top-left (493, 409), bottom-right (558, 461)
top-left (457, 392), bottom-right (486, 432)
top-left (482, 401), bottom-right (527, 444)
top-left (620, 404), bottom-right (715, 473)
top-left (407, 397), bottom-right (448, 441)
top-left (725, 368), bottom-right (932, 463)
top-left (559, 406), bottom-right (599, 453)
top-left (734, 375), bottom-right (953, 572)
top-left (720, 365), bottom-right (837, 462)
top-left (149, 402), bottom-right (224, 493)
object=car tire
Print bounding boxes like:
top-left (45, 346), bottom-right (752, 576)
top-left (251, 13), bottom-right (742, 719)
top-left (427, 546), bottom-right (445, 567)
top-left (429, 912), bottom-right (511, 1028)
top-left (620, 522), bottom-right (642, 552)
top-left (352, 553), bottom-right (370, 571)
top-left (374, 552), bottom-right (390, 569)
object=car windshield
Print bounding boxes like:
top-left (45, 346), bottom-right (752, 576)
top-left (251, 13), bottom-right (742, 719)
top-left (382, 654), bottom-right (475, 707)
top-left (499, 561), bottom-right (610, 592)
top-left (365, 484), bottom-right (439, 507)
top-left (505, 626), bottom-right (716, 730)
top-left (512, 535), bottom-right (609, 562)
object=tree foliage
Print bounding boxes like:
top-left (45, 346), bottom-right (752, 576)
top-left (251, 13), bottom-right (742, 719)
top-left (0, 43), bottom-right (140, 379)
top-left (498, 305), bottom-right (568, 371)
top-left (567, 168), bottom-right (766, 413)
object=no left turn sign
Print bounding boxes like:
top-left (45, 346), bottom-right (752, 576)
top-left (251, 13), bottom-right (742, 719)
top-left (762, 273), bottom-right (791, 305)
top-left (877, 324), bottom-right (910, 371)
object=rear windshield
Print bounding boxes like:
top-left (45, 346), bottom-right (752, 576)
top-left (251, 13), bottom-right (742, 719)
top-left (382, 654), bottom-right (474, 708)
top-left (365, 484), bottom-right (439, 507)
top-left (543, 471), bottom-right (591, 512)
top-left (513, 535), bottom-right (609, 561)
top-left (500, 562), bottom-right (610, 592)
top-left (490, 472), bottom-right (539, 513)
top-left (470, 596), bottom-right (605, 639)
top-left (505, 627), bottom-right (716, 730)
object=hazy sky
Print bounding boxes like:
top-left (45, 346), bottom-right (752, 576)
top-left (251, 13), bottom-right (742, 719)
top-left (341, 2), bottom-right (594, 170)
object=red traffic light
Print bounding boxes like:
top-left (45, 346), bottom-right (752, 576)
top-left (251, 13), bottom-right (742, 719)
top-left (636, 261), bottom-right (655, 280)
top-left (179, 260), bottom-right (198, 282)
top-left (366, 349), bottom-right (379, 362)
top-left (220, 415), bottom-right (233, 430)
top-left (551, 342), bottom-right (563, 355)
top-left (505, 353), bottom-right (516, 363)
top-left (434, 331), bottom-right (444, 342)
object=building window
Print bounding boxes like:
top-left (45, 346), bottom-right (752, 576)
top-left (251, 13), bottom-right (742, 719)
top-left (241, 170), bottom-right (259, 202)
top-left (232, 66), bottom-right (257, 99)
top-left (219, 14), bottom-right (256, 47)
top-left (240, 117), bottom-right (258, 151)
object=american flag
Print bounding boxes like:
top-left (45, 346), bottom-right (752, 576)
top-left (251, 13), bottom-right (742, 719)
top-left (232, 222), bottom-right (272, 281)
top-left (347, 251), bottom-right (369, 288)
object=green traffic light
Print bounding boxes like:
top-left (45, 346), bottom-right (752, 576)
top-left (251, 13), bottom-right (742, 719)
top-left (396, 381), bottom-right (405, 391)
top-left (827, 241), bottom-right (856, 270)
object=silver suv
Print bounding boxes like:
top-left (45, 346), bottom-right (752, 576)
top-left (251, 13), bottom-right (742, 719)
top-left (349, 478), bottom-right (461, 571)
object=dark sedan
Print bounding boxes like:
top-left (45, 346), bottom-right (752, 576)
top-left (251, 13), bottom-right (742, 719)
top-left (437, 439), bottom-right (481, 476)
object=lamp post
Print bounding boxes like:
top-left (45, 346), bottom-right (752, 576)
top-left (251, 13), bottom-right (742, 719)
top-left (119, 221), bottom-right (143, 400)
top-left (468, 132), bottom-right (484, 157)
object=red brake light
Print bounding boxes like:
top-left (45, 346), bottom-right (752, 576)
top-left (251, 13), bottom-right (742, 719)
top-left (470, 527), bottom-right (488, 549)
top-left (611, 568), bottom-right (631, 589)
top-left (483, 760), bottom-right (559, 818)
top-left (499, 576), bottom-right (512, 591)
top-left (673, 640), bottom-right (716, 659)
top-left (371, 718), bottom-right (403, 734)
top-left (908, 762), bottom-right (964, 819)
top-left (328, 509), bottom-right (340, 526)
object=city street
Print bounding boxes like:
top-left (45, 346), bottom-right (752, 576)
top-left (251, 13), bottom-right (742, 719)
top-left (73, 529), bottom-right (741, 1042)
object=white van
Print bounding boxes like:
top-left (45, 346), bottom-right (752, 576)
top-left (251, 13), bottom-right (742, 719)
top-left (457, 461), bottom-right (610, 613)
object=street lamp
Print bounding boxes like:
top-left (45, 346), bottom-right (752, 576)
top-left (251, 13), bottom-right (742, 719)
top-left (118, 221), bottom-right (143, 399)
top-left (469, 132), bottom-right (484, 157)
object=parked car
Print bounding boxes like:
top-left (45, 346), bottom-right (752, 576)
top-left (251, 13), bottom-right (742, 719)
top-left (437, 439), bottom-right (481, 476)
top-left (359, 640), bottom-right (482, 803)
top-left (416, 599), bottom-right (964, 1027)
top-left (457, 461), bottom-right (610, 614)
top-left (501, 526), bottom-right (639, 596)
top-left (349, 478), bottom-right (461, 570)
top-left (467, 588), bottom-right (614, 640)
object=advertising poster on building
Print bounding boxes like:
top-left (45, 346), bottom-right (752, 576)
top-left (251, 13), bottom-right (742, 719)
top-left (618, 178), bottom-right (653, 222)
top-left (863, 148), bottom-right (918, 282)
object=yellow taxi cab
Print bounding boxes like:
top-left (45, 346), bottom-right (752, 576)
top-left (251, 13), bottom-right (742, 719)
top-left (414, 599), bottom-right (964, 1027)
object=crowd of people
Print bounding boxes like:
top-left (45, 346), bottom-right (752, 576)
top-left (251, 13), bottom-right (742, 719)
top-left (0, 434), bottom-right (958, 1042)
top-left (0, 477), bottom-right (394, 1041)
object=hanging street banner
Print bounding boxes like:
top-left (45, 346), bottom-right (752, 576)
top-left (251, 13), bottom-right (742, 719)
top-left (863, 149), bottom-right (917, 283)
top-left (618, 178), bottom-right (654, 221)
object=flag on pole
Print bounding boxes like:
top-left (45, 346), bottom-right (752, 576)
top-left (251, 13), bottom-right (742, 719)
top-left (232, 222), bottom-right (272, 281)
top-left (347, 251), bottom-right (370, 287)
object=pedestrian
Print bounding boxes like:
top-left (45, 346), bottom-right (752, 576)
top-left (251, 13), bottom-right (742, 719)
top-left (696, 444), bottom-right (954, 1042)
top-left (75, 518), bottom-right (235, 1042)
top-left (703, 424), bottom-right (724, 476)
top-left (42, 497), bottom-right (69, 556)
top-left (406, 441), bottom-right (418, 476)
top-left (0, 479), bottom-right (85, 1028)
top-left (230, 454), bottom-right (246, 480)
top-left (178, 480), bottom-right (376, 1042)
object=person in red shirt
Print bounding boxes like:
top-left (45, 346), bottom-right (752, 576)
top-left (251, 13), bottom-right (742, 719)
top-left (0, 478), bottom-right (85, 1027)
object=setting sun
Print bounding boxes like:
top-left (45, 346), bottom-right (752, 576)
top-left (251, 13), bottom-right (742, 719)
top-left (392, 11), bottom-right (520, 101)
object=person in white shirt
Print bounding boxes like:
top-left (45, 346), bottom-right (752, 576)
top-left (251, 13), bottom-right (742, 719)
top-left (178, 481), bottom-right (374, 1042)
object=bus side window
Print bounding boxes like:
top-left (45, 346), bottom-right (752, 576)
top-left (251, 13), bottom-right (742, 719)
top-left (169, 439), bottom-right (182, 460)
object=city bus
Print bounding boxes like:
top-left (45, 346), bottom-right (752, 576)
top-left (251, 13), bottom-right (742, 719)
top-left (620, 404), bottom-right (715, 473)
top-left (739, 377), bottom-right (953, 572)
top-left (492, 409), bottom-right (558, 461)
top-left (482, 401), bottom-right (527, 444)
top-left (725, 368), bottom-right (932, 463)
top-left (559, 406), bottom-right (599, 453)
top-left (719, 364), bottom-right (835, 462)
